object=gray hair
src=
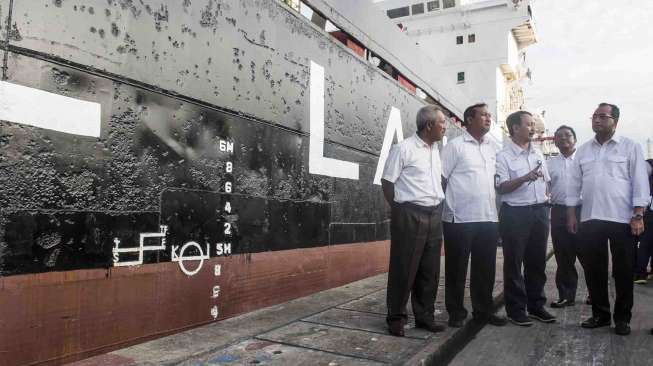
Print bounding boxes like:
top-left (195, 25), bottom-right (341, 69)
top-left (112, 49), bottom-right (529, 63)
top-left (416, 105), bottom-right (443, 132)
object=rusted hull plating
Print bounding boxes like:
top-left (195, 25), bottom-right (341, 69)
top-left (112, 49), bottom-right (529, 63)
top-left (0, 241), bottom-right (389, 366)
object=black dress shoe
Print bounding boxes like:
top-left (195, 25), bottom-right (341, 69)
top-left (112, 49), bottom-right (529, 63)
top-left (507, 313), bottom-right (533, 327)
top-left (529, 308), bottom-right (556, 323)
top-left (550, 299), bottom-right (575, 308)
top-left (388, 321), bottom-right (405, 337)
top-left (486, 314), bottom-right (508, 326)
top-left (415, 320), bottom-right (446, 333)
top-left (615, 322), bottom-right (631, 335)
top-left (580, 317), bottom-right (611, 329)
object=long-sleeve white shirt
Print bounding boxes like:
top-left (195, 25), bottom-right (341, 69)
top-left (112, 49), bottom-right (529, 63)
top-left (496, 139), bottom-right (550, 206)
top-left (382, 134), bottom-right (445, 207)
top-left (441, 131), bottom-right (498, 223)
top-left (566, 135), bottom-right (650, 224)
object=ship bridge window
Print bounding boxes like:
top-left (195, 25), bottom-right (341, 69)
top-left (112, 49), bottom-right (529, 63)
top-left (457, 72), bottom-right (465, 84)
top-left (387, 6), bottom-right (410, 19)
top-left (456, 35), bottom-right (463, 44)
top-left (468, 34), bottom-right (476, 43)
top-left (412, 3), bottom-right (425, 15)
top-left (443, 0), bottom-right (455, 9)
top-left (427, 1), bottom-right (441, 11)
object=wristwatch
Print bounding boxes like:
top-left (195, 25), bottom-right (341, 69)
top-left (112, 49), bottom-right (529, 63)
top-left (632, 213), bottom-right (644, 220)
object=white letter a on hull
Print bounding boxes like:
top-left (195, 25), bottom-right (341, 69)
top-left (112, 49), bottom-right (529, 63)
top-left (373, 107), bottom-right (404, 185)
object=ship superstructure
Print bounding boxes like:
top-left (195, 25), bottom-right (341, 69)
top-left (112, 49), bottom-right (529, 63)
top-left (374, 0), bottom-right (537, 139)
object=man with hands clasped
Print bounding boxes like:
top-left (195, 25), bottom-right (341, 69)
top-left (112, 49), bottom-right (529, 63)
top-left (547, 125), bottom-right (581, 308)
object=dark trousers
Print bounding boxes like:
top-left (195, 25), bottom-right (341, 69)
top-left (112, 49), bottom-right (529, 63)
top-left (578, 220), bottom-right (637, 323)
top-left (387, 202), bottom-right (443, 325)
top-left (635, 211), bottom-right (653, 276)
top-left (551, 205), bottom-right (580, 302)
top-left (499, 203), bottom-right (549, 317)
top-left (443, 222), bottom-right (498, 321)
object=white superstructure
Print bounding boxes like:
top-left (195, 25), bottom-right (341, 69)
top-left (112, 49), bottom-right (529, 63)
top-left (373, 0), bottom-right (537, 140)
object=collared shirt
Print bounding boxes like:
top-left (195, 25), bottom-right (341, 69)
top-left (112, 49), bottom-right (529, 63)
top-left (441, 130), bottom-right (499, 223)
top-left (382, 133), bottom-right (445, 207)
top-left (546, 151), bottom-right (576, 205)
top-left (496, 139), bottom-right (550, 206)
top-left (566, 135), bottom-right (650, 224)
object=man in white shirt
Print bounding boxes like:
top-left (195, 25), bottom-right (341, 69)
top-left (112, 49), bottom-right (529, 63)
top-left (547, 125), bottom-right (581, 308)
top-left (566, 103), bottom-right (650, 336)
top-left (635, 159), bottom-right (653, 284)
top-left (441, 103), bottom-right (507, 328)
top-left (496, 110), bottom-right (556, 326)
top-left (381, 105), bottom-right (447, 337)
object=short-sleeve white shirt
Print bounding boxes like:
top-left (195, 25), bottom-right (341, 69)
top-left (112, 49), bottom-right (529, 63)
top-left (441, 131), bottom-right (498, 223)
top-left (546, 151), bottom-right (576, 206)
top-left (382, 134), bottom-right (445, 207)
top-left (496, 139), bottom-right (550, 206)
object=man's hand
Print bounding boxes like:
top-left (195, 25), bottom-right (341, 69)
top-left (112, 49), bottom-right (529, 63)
top-left (523, 166), bottom-right (543, 184)
top-left (631, 217), bottom-right (644, 236)
top-left (381, 179), bottom-right (395, 207)
top-left (498, 166), bottom-right (543, 194)
top-left (567, 207), bottom-right (578, 234)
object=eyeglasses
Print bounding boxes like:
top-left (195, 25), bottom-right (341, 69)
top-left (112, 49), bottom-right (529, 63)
top-left (591, 114), bottom-right (614, 122)
top-left (555, 131), bottom-right (574, 139)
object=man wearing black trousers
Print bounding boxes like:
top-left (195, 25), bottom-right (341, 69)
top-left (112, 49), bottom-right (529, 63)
top-left (441, 103), bottom-right (507, 328)
top-left (381, 105), bottom-right (447, 337)
top-left (634, 159), bottom-right (653, 284)
top-left (567, 103), bottom-right (650, 336)
top-left (496, 110), bottom-right (556, 326)
top-left (547, 125), bottom-right (581, 308)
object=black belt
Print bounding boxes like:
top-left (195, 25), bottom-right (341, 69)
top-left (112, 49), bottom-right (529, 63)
top-left (502, 202), bottom-right (548, 209)
top-left (395, 201), bottom-right (441, 214)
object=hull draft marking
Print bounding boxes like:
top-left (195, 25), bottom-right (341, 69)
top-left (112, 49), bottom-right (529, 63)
top-left (112, 225), bottom-right (169, 267)
top-left (110, 134), bottom-right (235, 320)
top-left (171, 241), bottom-right (211, 276)
top-left (211, 264), bottom-right (222, 320)
top-left (0, 80), bottom-right (101, 137)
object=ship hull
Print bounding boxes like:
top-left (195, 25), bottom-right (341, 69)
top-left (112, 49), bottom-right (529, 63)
top-left (0, 1), bottom-right (461, 365)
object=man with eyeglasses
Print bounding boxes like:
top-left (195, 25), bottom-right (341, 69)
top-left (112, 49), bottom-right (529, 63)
top-left (496, 110), bottom-right (555, 326)
top-left (547, 125), bottom-right (581, 308)
top-left (567, 103), bottom-right (650, 336)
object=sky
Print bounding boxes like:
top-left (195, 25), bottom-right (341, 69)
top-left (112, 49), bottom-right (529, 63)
top-left (525, 0), bottom-right (653, 150)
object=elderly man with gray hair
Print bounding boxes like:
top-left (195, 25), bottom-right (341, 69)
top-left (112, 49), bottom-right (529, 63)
top-left (381, 105), bottom-right (447, 337)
